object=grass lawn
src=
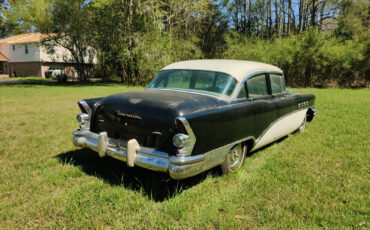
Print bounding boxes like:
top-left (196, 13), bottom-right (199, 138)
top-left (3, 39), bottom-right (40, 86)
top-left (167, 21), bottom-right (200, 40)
top-left (0, 77), bottom-right (54, 82)
top-left (0, 79), bottom-right (369, 229)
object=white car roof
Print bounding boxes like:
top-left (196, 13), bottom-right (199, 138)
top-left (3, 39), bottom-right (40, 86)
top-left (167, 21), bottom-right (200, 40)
top-left (161, 59), bottom-right (283, 82)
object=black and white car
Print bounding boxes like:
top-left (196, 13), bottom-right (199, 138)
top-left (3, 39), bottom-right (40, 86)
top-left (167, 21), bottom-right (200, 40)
top-left (73, 60), bottom-right (316, 179)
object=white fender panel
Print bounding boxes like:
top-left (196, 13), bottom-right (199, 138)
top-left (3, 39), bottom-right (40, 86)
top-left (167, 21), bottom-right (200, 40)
top-left (253, 109), bottom-right (308, 150)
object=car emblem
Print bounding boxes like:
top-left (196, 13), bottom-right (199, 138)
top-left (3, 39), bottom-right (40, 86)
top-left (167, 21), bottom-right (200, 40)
top-left (114, 110), bottom-right (142, 120)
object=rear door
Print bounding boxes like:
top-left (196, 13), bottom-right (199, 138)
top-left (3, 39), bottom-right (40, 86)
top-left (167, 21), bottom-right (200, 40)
top-left (269, 73), bottom-right (304, 139)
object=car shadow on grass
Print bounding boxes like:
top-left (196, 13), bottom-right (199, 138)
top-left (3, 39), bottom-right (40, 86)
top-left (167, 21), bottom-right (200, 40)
top-left (56, 135), bottom-right (289, 202)
top-left (56, 148), bottom-right (222, 202)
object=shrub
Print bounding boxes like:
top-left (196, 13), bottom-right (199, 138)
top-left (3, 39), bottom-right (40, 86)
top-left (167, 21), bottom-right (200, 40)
top-left (222, 29), bottom-right (369, 88)
top-left (56, 74), bottom-right (67, 83)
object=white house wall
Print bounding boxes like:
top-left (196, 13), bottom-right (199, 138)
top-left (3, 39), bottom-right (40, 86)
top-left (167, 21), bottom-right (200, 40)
top-left (40, 45), bottom-right (97, 64)
top-left (0, 42), bottom-right (97, 65)
top-left (6, 43), bottom-right (41, 62)
top-left (40, 45), bottom-right (73, 63)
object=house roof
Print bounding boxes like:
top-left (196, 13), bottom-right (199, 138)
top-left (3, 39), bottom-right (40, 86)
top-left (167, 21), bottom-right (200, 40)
top-left (0, 32), bottom-right (55, 45)
top-left (161, 59), bottom-right (283, 82)
top-left (0, 52), bottom-right (8, 61)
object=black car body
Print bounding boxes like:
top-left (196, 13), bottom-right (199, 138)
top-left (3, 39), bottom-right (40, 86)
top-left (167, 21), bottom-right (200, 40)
top-left (73, 60), bottom-right (316, 179)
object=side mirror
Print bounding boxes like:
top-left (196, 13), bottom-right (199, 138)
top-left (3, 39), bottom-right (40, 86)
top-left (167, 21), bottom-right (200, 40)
top-left (286, 90), bottom-right (291, 95)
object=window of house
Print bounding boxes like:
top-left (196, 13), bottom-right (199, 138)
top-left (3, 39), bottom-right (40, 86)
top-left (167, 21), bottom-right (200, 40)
top-left (12, 45), bottom-right (15, 51)
top-left (25, 44), bottom-right (29, 54)
top-left (82, 48), bottom-right (88, 57)
top-left (246, 74), bottom-right (268, 98)
top-left (270, 74), bottom-right (285, 94)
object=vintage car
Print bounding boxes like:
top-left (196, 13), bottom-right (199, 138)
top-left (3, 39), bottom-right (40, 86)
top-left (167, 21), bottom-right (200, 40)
top-left (73, 60), bottom-right (316, 179)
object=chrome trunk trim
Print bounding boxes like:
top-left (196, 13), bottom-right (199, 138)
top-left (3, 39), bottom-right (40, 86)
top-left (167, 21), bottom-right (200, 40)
top-left (78, 100), bottom-right (92, 115)
top-left (174, 117), bottom-right (196, 157)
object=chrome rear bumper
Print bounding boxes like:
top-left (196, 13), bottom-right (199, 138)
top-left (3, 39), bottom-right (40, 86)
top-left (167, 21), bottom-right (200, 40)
top-left (73, 130), bottom-right (206, 179)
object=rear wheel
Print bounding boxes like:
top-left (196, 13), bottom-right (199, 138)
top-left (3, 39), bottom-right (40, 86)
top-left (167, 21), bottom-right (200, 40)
top-left (221, 143), bottom-right (246, 174)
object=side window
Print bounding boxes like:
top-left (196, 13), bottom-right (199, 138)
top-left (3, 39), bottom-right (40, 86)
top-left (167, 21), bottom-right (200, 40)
top-left (237, 85), bottom-right (246, 99)
top-left (270, 74), bottom-right (284, 94)
top-left (246, 74), bottom-right (268, 98)
top-left (25, 44), bottom-right (29, 54)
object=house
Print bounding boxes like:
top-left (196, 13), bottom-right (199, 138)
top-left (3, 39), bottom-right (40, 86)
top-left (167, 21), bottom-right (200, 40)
top-left (0, 32), bottom-right (96, 78)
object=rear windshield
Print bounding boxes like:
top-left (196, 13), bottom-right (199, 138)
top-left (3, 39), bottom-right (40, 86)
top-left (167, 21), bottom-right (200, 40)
top-left (148, 69), bottom-right (238, 97)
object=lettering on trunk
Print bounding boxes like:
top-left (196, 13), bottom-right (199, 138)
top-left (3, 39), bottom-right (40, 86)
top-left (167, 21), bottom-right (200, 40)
top-left (298, 101), bottom-right (309, 108)
top-left (114, 110), bottom-right (142, 120)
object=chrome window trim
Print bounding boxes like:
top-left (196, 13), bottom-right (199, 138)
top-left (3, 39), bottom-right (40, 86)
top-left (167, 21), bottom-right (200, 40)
top-left (147, 70), bottom-right (284, 102)
top-left (147, 69), bottom-right (238, 100)
top-left (231, 71), bottom-right (284, 101)
top-left (146, 88), bottom-right (227, 100)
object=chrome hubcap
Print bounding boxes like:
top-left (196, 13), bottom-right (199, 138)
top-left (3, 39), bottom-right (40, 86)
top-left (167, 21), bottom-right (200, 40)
top-left (228, 144), bottom-right (242, 169)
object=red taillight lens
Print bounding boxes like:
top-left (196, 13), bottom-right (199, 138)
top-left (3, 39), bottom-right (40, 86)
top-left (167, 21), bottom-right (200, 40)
top-left (176, 119), bottom-right (188, 134)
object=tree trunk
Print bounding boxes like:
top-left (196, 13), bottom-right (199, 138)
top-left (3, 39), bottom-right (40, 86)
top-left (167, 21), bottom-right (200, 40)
top-left (243, 0), bottom-right (247, 34)
top-left (275, 0), bottom-right (280, 37)
top-left (303, 2), bottom-right (308, 30)
top-left (287, 0), bottom-right (291, 35)
top-left (75, 49), bottom-right (87, 82)
top-left (248, 0), bottom-right (252, 35)
top-left (319, 2), bottom-right (325, 30)
top-left (281, 0), bottom-right (286, 35)
top-left (298, 0), bottom-right (304, 32)
top-left (311, 0), bottom-right (317, 27)
top-left (268, 0), bottom-right (272, 39)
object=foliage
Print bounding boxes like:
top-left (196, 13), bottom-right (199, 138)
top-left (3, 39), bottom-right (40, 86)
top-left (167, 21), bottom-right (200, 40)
top-left (223, 27), bottom-right (369, 87)
top-left (55, 73), bottom-right (67, 83)
top-left (89, 0), bottom-right (209, 85)
top-left (2, 0), bottom-right (369, 87)
top-left (3, 0), bottom-right (53, 34)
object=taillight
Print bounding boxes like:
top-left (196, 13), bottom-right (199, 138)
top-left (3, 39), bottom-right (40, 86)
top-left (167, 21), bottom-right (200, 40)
top-left (77, 100), bottom-right (92, 115)
top-left (78, 102), bottom-right (88, 114)
top-left (77, 100), bottom-right (92, 131)
top-left (77, 113), bottom-right (89, 124)
top-left (173, 117), bottom-right (196, 157)
top-left (173, 133), bottom-right (189, 148)
top-left (176, 118), bottom-right (188, 134)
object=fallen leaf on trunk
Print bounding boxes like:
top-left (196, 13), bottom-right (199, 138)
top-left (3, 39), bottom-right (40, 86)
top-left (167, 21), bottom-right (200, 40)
top-left (359, 221), bottom-right (367, 226)
top-left (235, 215), bottom-right (247, 219)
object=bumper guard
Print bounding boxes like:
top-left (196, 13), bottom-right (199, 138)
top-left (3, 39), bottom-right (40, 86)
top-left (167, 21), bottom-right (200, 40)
top-left (73, 130), bottom-right (205, 179)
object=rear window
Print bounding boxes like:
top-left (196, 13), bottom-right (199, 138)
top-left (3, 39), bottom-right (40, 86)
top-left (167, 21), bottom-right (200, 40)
top-left (148, 69), bottom-right (238, 97)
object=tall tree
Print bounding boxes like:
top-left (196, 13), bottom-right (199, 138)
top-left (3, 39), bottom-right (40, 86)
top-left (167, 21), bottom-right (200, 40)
top-left (298, 0), bottom-right (304, 32)
top-left (275, 0), bottom-right (280, 37)
top-left (287, 0), bottom-right (292, 35)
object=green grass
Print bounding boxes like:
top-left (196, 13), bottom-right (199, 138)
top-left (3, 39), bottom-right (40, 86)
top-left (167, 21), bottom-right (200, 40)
top-left (0, 76), bottom-right (48, 81)
top-left (0, 79), bottom-right (369, 229)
